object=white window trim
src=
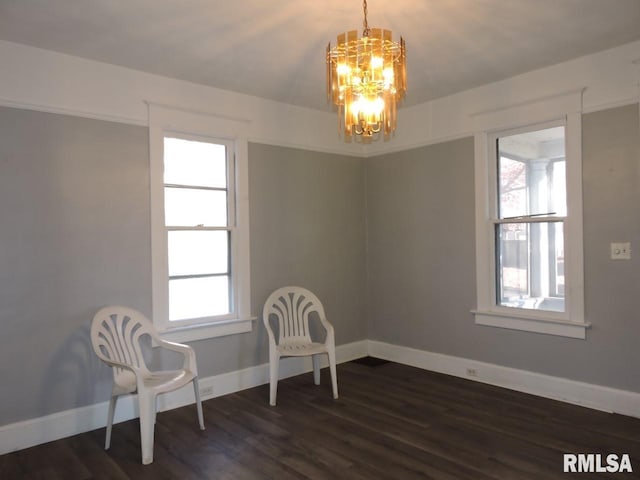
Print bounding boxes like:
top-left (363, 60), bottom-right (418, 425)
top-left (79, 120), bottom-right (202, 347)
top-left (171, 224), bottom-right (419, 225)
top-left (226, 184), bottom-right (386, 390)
top-left (148, 103), bottom-right (254, 342)
top-left (471, 89), bottom-right (590, 339)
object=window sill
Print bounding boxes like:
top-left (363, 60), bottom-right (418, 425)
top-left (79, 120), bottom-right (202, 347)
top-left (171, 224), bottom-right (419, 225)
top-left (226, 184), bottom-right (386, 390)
top-left (158, 316), bottom-right (256, 343)
top-left (472, 310), bottom-right (590, 339)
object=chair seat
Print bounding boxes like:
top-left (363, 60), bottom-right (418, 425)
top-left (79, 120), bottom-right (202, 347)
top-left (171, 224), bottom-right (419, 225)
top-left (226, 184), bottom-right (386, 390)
top-left (114, 369), bottom-right (196, 394)
top-left (143, 369), bottom-right (196, 391)
top-left (277, 342), bottom-right (327, 356)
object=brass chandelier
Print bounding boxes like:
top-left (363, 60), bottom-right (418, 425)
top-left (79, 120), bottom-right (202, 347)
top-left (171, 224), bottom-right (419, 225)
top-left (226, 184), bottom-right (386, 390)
top-left (326, 0), bottom-right (406, 142)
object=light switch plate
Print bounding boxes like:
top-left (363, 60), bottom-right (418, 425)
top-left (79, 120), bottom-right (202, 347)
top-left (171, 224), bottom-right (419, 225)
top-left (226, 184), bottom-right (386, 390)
top-left (611, 242), bottom-right (631, 260)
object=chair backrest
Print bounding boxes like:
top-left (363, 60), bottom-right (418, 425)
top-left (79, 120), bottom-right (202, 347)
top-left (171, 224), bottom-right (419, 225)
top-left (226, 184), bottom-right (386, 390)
top-left (91, 306), bottom-right (155, 377)
top-left (263, 286), bottom-right (327, 345)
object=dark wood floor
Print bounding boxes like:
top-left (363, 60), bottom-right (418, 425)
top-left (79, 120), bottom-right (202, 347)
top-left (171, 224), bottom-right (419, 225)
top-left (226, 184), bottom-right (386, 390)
top-left (3, 359), bottom-right (640, 479)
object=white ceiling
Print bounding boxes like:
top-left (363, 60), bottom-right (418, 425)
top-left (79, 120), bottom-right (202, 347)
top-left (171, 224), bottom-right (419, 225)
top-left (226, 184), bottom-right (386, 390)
top-left (1, 0), bottom-right (639, 112)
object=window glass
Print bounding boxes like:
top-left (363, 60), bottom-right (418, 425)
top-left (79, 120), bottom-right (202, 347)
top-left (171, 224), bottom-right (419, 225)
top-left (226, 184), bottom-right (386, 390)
top-left (164, 187), bottom-right (228, 227)
top-left (169, 276), bottom-right (230, 320)
top-left (168, 231), bottom-right (229, 277)
top-left (496, 222), bottom-right (565, 312)
top-left (164, 137), bottom-right (227, 188)
top-left (498, 126), bottom-right (566, 218)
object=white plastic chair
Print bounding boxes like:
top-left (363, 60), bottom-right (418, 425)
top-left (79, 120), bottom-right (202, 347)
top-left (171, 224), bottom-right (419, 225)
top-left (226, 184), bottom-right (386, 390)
top-left (262, 286), bottom-right (338, 406)
top-left (90, 306), bottom-right (205, 465)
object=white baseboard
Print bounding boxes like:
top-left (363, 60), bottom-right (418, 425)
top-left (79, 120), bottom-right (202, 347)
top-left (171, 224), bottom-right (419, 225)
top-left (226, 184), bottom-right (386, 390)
top-left (0, 340), bottom-right (368, 455)
top-left (368, 340), bottom-right (640, 419)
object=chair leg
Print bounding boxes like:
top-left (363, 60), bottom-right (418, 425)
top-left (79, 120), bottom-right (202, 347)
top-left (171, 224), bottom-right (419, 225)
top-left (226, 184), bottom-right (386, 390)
top-left (328, 348), bottom-right (338, 399)
top-left (153, 396), bottom-right (158, 424)
top-left (269, 350), bottom-right (279, 406)
top-left (312, 354), bottom-right (321, 385)
top-left (138, 392), bottom-right (156, 465)
top-left (193, 378), bottom-right (205, 430)
top-left (105, 395), bottom-right (118, 450)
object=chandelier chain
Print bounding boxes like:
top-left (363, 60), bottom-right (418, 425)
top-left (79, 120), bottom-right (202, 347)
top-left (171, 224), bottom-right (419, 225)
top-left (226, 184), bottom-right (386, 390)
top-left (362, 0), bottom-right (370, 36)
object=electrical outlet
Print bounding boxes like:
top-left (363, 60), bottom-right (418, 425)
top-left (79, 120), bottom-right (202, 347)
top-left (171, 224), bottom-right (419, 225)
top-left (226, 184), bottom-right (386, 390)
top-left (466, 368), bottom-right (478, 377)
top-left (611, 242), bottom-right (631, 260)
top-left (200, 386), bottom-right (214, 397)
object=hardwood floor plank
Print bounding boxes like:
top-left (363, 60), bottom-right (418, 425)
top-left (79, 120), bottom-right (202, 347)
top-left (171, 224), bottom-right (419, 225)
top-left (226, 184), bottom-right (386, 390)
top-left (317, 394), bottom-right (551, 480)
top-left (13, 439), bottom-right (91, 480)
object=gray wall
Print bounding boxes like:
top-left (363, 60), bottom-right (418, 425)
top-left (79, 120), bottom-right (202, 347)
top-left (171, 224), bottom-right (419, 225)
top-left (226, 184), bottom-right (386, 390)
top-left (0, 106), bottom-right (367, 426)
top-left (1, 102), bottom-right (637, 428)
top-left (366, 104), bottom-right (640, 392)
top-left (366, 138), bottom-right (477, 351)
top-left (0, 107), bottom-right (151, 425)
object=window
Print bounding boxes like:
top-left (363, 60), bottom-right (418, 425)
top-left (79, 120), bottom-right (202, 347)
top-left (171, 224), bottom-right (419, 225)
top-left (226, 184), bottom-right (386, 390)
top-left (495, 125), bottom-right (566, 312)
top-left (149, 105), bottom-right (253, 342)
top-left (472, 91), bottom-right (588, 338)
top-left (164, 135), bottom-right (233, 322)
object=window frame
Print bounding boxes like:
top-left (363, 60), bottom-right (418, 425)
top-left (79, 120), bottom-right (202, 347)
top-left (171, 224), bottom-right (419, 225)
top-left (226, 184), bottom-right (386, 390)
top-left (149, 104), bottom-right (253, 342)
top-left (472, 90), bottom-right (589, 339)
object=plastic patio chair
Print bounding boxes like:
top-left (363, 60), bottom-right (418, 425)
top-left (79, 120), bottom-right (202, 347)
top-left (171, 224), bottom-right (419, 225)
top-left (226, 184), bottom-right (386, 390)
top-left (90, 306), bottom-right (205, 465)
top-left (262, 286), bottom-right (338, 406)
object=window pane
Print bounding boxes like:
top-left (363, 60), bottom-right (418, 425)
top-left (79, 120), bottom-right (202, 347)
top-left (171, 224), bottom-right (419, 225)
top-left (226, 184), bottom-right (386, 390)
top-left (169, 276), bottom-right (230, 320)
top-left (498, 126), bottom-right (566, 218)
top-left (168, 230), bottom-right (228, 277)
top-left (165, 187), bottom-right (228, 227)
top-left (496, 221), bottom-right (565, 312)
top-left (164, 137), bottom-right (227, 188)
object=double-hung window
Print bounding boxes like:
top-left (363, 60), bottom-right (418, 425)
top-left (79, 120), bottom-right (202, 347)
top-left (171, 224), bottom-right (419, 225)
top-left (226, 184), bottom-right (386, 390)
top-left (472, 91), bottom-right (588, 338)
top-left (149, 105), bottom-right (252, 342)
top-left (164, 135), bottom-right (234, 322)
top-left (494, 123), bottom-right (567, 312)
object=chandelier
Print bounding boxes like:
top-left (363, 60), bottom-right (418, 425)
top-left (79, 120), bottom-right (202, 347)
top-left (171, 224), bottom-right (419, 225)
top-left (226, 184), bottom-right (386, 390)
top-left (326, 0), bottom-right (406, 142)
